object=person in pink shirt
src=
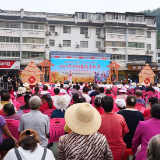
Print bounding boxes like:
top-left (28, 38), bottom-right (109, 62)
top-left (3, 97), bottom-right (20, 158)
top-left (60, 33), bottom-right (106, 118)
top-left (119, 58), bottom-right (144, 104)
top-left (98, 96), bottom-right (129, 160)
top-left (132, 104), bottom-right (160, 160)
top-left (117, 87), bottom-right (127, 100)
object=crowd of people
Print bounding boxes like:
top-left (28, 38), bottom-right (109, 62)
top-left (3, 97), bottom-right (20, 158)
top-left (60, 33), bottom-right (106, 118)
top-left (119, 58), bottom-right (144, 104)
top-left (0, 80), bottom-right (160, 160)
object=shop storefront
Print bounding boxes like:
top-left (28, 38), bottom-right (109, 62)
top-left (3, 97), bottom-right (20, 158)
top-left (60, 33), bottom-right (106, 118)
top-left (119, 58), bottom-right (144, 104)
top-left (126, 64), bottom-right (160, 83)
top-left (0, 60), bottom-right (20, 78)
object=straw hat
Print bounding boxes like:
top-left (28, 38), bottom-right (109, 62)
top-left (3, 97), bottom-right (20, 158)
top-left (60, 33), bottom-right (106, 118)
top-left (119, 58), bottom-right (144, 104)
top-left (141, 82), bottom-right (146, 86)
top-left (23, 83), bottom-right (29, 87)
top-left (38, 82), bottom-right (41, 85)
top-left (115, 99), bottom-right (126, 108)
top-left (26, 86), bottom-right (31, 92)
top-left (157, 84), bottom-right (160, 88)
top-left (131, 82), bottom-right (136, 86)
top-left (17, 87), bottom-right (26, 94)
top-left (19, 129), bottom-right (40, 143)
top-left (56, 83), bottom-right (60, 87)
top-left (119, 87), bottom-right (127, 93)
top-left (69, 83), bottom-right (72, 86)
top-left (136, 83), bottom-right (140, 86)
top-left (65, 103), bottom-right (101, 135)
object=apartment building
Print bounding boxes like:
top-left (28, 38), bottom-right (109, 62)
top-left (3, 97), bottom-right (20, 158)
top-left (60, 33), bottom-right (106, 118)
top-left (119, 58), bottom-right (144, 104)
top-left (0, 9), bottom-right (157, 80)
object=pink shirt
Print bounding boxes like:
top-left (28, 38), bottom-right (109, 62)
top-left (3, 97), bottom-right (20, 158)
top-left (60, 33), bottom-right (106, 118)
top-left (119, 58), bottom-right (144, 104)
top-left (98, 113), bottom-right (129, 160)
top-left (132, 118), bottom-right (160, 160)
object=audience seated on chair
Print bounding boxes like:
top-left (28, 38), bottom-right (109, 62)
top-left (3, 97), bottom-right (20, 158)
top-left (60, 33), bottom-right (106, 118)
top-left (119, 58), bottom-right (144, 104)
top-left (146, 83), bottom-right (155, 93)
top-left (118, 95), bottom-right (144, 148)
top-left (8, 85), bottom-right (15, 96)
top-left (116, 87), bottom-right (127, 100)
top-left (41, 85), bottom-right (50, 95)
top-left (17, 87), bottom-right (26, 98)
top-left (94, 97), bottom-right (104, 115)
top-left (18, 96), bottom-right (50, 147)
top-left (60, 84), bottom-right (66, 94)
top-left (96, 87), bottom-right (105, 98)
top-left (32, 86), bottom-right (41, 97)
top-left (135, 90), bottom-right (146, 107)
top-left (115, 99), bottom-right (126, 111)
top-left (90, 86), bottom-right (99, 97)
top-left (72, 93), bottom-right (79, 104)
top-left (134, 83), bottom-right (141, 91)
top-left (0, 92), bottom-right (11, 110)
top-left (51, 95), bottom-right (70, 119)
top-left (98, 96), bottom-right (129, 160)
top-left (19, 95), bottom-right (31, 110)
top-left (132, 104), bottom-right (160, 160)
top-left (4, 129), bottom-right (55, 160)
top-left (0, 115), bottom-right (17, 158)
top-left (51, 88), bottom-right (60, 101)
top-left (71, 85), bottom-right (82, 97)
top-left (40, 94), bottom-right (54, 113)
top-left (59, 103), bottom-right (113, 160)
top-left (25, 86), bottom-right (32, 95)
top-left (82, 86), bottom-right (91, 103)
top-left (140, 82), bottom-right (146, 91)
top-left (146, 134), bottom-right (160, 160)
top-left (143, 97), bottom-right (158, 119)
top-left (75, 97), bottom-right (86, 103)
top-left (3, 103), bottom-right (22, 121)
top-left (153, 83), bottom-right (160, 93)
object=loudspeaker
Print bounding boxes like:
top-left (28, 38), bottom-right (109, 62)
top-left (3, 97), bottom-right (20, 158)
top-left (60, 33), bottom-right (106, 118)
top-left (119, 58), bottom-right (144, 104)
top-left (64, 80), bottom-right (70, 84)
top-left (114, 81), bottom-right (119, 85)
top-left (3, 82), bottom-right (8, 90)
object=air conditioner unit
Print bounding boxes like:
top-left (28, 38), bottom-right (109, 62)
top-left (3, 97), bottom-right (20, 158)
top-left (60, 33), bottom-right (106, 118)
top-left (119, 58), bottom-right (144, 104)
top-left (89, 19), bottom-right (92, 23)
top-left (55, 32), bottom-right (58, 36)
top-left (46, 31), bottom-right (49, 36)
top-left (102, 35), bottom-right (106, 39)
top-left (59, 44), bottom-right (62, 47)
top-left (85, 34), bottom-right (89, 38)
top-left (146, 50), bottom-right (153, 54)
top-left (76, 44), bottom-right (80, 48)
top-left (45, 44), bottom-right (49, 48)
top-left (97, 35), bottom-right (102, 38)
top-left (49, 31), bottom-right (52, 35)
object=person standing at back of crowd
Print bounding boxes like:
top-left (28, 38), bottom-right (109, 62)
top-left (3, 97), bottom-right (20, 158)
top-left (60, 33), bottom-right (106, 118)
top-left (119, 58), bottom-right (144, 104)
top-left (11, 75), bottom-right (17, 92)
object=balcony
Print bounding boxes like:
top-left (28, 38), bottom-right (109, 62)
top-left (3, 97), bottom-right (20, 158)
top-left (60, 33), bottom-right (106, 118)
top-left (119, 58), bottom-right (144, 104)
top-left (106, 47), bottom-right (126, 54)
top-left (128, 35), bottom-right (146, 42)
top-left (22, 30), bottom-right (45, 38)
top-left (0, 28), bottom-right (20, 36)
top-left (22, 44), bottom-right (45, 52)
top-left (105, 33), bottom-right (126, 41)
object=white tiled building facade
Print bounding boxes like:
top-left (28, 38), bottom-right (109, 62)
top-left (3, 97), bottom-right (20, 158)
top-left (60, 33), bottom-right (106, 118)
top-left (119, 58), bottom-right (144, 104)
top-left (0, 9), bottom-right (157, 71)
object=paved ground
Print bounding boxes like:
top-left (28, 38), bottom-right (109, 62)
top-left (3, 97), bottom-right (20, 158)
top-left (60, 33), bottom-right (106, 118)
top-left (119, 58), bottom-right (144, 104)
top-left (50, 142), bottom-right (59, 160)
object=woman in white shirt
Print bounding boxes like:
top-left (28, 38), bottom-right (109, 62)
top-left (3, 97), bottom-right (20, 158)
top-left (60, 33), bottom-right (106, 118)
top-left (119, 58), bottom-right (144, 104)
top-left (4, 129), bottom-right (55, 160)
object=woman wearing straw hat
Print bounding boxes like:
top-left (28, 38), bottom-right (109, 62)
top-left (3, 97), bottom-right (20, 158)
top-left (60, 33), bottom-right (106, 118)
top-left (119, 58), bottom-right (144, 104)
top-left (59, 103), bottom-right (113, 160)
top-left (116, 87), bottom-right (127, 100)
top-left (4, 129), bottom-right (55, 160)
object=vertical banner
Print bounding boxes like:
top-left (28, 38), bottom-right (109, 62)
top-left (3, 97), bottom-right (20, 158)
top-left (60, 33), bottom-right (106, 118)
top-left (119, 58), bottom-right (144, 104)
top-left (51, 58), bottom-right (110, 82)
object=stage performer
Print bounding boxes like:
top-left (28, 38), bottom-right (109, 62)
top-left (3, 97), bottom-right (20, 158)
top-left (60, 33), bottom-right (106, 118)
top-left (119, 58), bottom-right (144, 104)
top-left (68, 71), bottom-right (72, 83)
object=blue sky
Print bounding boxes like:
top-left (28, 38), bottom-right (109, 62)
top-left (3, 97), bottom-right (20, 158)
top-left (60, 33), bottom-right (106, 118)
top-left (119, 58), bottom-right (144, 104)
top-left (0, 0), bottom-right (159, 14)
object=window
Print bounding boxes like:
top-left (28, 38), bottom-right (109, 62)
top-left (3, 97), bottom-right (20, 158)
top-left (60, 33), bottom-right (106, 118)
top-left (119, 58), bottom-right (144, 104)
top-left (92, 14), bottom-right (102, 20)
top-left (80, 27), bottom-right (88, 34)
top-left (147, 31), bottom-right (151, 38)
top-left (23, 38), bottom-right (44, 44)
top-left (146, 19), bottom-right (154, 25)
top-left (49, 40), bottom-right (55, 46)
top-left (147, 44), bottom-right (151, 50)
top-left (0, 23), bottom-right (20, 28)
top-left (128, 55), bottom-right (151, 63)
top-left (128, 29), bottom-right (136, 34)
top-left (78, 13), bottom-right (91, 19)
top-left (96, 41), bottom-right (101, 48)
top-left (80, 41), bottom-right (88, 48)
top-left (128, 29), bottom-right (144, 35)
top-left (111, 55), bottom-right (126, 60)
top-left (129, 16), bottom-right (144, 22)
top-left (106, 41), bottom-right (126, 47)
top-left (96, 28), bottom-right (101, 35)
top-left (63, 40), bottom-right (71, 47)
top-left (0, 51), bottom-right (20, 57)
top-left (0, 37), bottom-right (20, 43)
top-left (106, 28), bottom-right (126, 34)
top-left (22, 52), bottom-right (44, 58)
top-left (137, 30), bottom-right (144, 35)
top-left (23, 23), bottom-right (44, 30)
top-left (63, 26), bottom-right (71, 34)
top-left (128, 42), bottom-right (145, 48)
top-left (50, 26), bottom-right (55, 33)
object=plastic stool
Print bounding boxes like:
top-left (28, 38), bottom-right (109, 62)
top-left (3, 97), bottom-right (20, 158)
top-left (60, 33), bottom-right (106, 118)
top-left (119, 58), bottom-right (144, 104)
top-left (123, 148), bottom-right (133, 160)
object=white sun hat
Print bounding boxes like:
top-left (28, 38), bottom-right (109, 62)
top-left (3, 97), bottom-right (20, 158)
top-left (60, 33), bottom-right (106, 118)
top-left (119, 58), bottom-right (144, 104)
top-left (17, 87), bottom-right (26, 94)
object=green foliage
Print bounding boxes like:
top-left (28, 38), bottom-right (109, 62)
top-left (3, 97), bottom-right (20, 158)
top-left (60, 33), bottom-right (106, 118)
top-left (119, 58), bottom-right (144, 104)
top-left (141, 8), bottom-right (160, 49)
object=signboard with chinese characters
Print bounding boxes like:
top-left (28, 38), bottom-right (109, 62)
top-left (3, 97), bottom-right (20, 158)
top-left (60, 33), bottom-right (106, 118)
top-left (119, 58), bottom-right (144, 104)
top-left (51, 58), bottom-right (110, 82)
top-left (0, 61), bottom-right (20, 69)
top-left (128, 65), bottom-right (160, 72)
